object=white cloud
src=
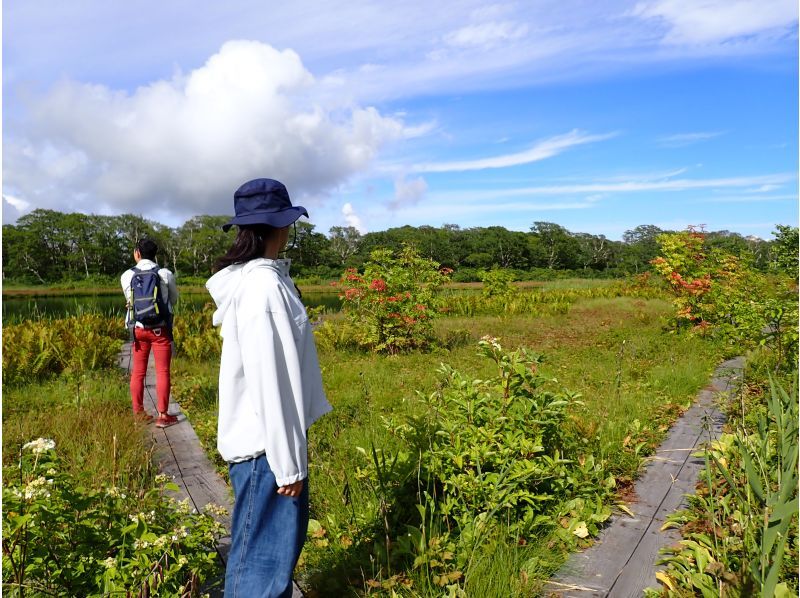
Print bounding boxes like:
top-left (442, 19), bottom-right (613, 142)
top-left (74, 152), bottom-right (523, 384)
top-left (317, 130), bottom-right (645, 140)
top-left (342, 202), bottom-right (366, 233)
top-left (5, 40), bottom-right (410, 221)
top-left (3, 194), bottom-right (30, 224)
top-left (389, 175), bottom-right (428, 210)
top-left (410, 130), bottom-right (616, 173)
top-left (704, 194), bottom-right (797, 203)
top-left (424, 172), bottom-right (796, 203)
top-left (747, 184), bottom-right (782, 192)
top-left (631, 0), bottom-right (798, 45)
top-left (443, 21), bottom-right (529, 49)
top-left (657, 131), bottom-right (725, 147)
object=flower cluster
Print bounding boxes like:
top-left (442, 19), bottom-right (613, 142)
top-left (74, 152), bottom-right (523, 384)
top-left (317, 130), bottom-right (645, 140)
top-left (3, 440), bottom-right (225, 596)
top-left (22, 438), bottom-right (56, 455)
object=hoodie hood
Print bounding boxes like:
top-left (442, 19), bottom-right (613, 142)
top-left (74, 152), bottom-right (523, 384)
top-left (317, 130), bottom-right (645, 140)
top-left (206, 258), bottom-right (292, 326)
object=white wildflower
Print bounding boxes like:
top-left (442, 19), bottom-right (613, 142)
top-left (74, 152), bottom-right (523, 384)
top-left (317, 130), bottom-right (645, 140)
top-left (46, 468), bottom-right (57, 476)
top-left (479, 335), bottom-right (502, 350)
top-left (203, 503), bottom-right (229, 518)
top-left (103, 557), bottom-right (116, 569)
top-left (154, 474), bottom-right (170, 484)
top-left (24, 477), bottom-right (51, 499)
top-left (153, 535), bottom-right (169, 549)
top-left (22, 438), bottom-right (56, 455)
top-left (178, 555), bottom-right (188, 566)
top-left (133, 539), bottom-right (150, 550)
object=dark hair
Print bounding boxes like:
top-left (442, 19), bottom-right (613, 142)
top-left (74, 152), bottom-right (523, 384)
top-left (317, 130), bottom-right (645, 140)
top-left (212, 225), bottom-right (279, 273)
top-left (136, 238), bottom-right (158, 261)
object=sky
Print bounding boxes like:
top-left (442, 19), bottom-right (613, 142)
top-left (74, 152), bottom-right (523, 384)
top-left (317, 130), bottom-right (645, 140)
top-left (3, 0), bottom-right (798, 240)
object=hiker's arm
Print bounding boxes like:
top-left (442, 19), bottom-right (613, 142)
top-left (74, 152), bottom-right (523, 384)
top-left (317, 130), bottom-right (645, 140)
top-left (164, 270), bottom-right (179, 307)
top-left (237, 286), bottom-right (307, 487)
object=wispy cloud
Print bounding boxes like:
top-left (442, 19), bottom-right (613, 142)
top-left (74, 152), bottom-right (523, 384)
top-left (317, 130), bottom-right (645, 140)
top-left (429, 173), bottom-right (795, 202)
top-left (631, 0), bottom-right (797, 45)
top-left (442, 21), bottom-right (529, 49)
top-left (704, 194), bottom-right (797, 203)
top-left (410, 130), bottom-right (617, 173)
top-left (657, 131), bottom-right (725, 147)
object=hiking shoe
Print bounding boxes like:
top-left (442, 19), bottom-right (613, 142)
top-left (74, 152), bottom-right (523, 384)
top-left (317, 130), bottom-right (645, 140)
top-left (155, 414), bottom-right (180, 428)
top-left (133, 411), bottom-right (154, 423)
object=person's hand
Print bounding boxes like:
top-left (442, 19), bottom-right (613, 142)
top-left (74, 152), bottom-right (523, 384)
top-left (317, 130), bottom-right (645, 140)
top-left (277, 480), bottom-right (304, 497)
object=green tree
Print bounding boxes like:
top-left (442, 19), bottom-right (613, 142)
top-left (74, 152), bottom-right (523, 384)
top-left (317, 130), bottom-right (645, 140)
top-left (328, 225), bottom-right (362, 264)
top-left (621, 224), bottom-right (665, 273)
top-left (176, 216), bottom-right (232, 277)
top-left (286, 221), bottom-right (334, 274)
top-left (769, 224), bottom-right (799, 275)
top-left (529, 222), bottom-right (580, 269)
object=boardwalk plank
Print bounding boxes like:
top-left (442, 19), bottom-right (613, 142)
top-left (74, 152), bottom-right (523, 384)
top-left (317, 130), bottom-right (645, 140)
top-left (548, 357), bottom-right (743, 597)
top-left (119, 342), bottom-right (304, 598)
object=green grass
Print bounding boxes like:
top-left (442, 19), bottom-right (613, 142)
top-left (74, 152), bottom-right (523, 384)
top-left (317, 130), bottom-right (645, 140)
top-left (296, 297), bottom-right (723, 594)
top-left (166, 295), bottom-right (725, 595)
top-left (0, 291), bottom-right (730, 596)
top-left (2, 370), bottom-right (156, 494)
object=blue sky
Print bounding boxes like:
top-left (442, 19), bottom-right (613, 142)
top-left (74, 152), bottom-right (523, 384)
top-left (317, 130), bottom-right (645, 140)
top-left (4, 0), bottom-right (798, 239)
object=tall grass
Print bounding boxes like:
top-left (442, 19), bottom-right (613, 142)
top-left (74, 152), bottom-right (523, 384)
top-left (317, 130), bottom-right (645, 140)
top-left (2, 371), bottom-right (156, 494)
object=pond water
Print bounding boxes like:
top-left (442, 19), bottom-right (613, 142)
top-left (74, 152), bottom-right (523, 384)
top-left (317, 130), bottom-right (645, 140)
top-left (2, 292), bottom-right (341, 323)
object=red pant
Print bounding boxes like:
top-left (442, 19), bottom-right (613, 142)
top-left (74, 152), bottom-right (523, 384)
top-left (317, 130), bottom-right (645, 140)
top-left (130, 327), bottom-right (172, 414)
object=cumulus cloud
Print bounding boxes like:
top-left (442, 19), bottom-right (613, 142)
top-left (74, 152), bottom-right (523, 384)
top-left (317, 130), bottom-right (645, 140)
top-left (3, 194), bottom-right (30, 224)
top-left (342, 202), bottom-right (366, 233)
top-left (5, 40), bottom-right (410, 221)
top-left (631, 0), bottom-right (797, 45)
top-left (389, 175), bottom-right (428, 210)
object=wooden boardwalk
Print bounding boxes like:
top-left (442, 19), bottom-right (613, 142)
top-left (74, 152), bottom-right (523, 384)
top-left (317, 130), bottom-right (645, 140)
top-left (118, 342), bottom-right (304, 597)
top-left (546, 356), bottom-right (745, 597)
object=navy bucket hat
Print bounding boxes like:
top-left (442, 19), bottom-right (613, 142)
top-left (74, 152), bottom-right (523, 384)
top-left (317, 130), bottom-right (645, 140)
top-left (222, 178), bottom-right (308, 232)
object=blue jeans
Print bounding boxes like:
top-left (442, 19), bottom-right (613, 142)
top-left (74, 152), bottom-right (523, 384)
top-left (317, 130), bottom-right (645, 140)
top-left (226, 454), bottom-right (309, 598)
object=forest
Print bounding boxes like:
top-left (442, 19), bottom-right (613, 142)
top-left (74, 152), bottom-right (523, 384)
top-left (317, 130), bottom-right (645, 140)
top-left (2, 208), bottom-right (793, 285)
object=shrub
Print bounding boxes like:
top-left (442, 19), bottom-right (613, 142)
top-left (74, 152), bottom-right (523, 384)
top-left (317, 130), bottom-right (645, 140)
top-left (396, 337), bottom-right (614, 543)
top-left (651, 227), bottom-right (798, 368)
top-left (337, 245), bottom-right (451, 354)
top-left (478, 268), bottom-right (517, 299)
top-left (2, 439), bottom-right (225, 597)
top-left (353, 339), bottom-right (617, 593)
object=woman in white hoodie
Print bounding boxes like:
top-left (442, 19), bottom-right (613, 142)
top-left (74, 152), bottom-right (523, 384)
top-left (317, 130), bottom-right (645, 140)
top-left (206, 178), bottom-right (332, 598)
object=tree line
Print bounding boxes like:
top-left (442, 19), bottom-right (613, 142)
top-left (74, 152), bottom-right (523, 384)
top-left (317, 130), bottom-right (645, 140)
top-left (2, 208), bottom-right (793, 284)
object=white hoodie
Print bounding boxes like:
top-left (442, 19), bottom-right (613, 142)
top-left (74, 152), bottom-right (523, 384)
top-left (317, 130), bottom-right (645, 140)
top-left (206, 258), bottom-right (332, 486)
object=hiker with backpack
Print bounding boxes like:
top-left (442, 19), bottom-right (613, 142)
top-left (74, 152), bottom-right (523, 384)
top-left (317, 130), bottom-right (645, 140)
top-left (121, 238), bottom-right (180, 428)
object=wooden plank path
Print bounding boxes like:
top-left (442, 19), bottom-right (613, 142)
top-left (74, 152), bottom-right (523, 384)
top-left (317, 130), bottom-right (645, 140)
top-left (118, 342), bottom-right (304, 597)
top-left (546, 356), bottom-right (745, 597)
